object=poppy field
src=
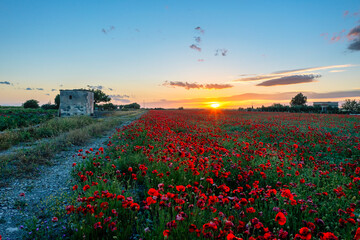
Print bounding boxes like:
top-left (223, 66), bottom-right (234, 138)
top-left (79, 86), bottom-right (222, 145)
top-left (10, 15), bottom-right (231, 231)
top-left (67, 110), bottom-right (360, 239)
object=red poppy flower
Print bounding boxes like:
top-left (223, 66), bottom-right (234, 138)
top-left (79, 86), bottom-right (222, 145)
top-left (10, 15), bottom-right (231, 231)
top-left (275, 212), bottom-right (286, 225)
top-left (163, 229), bottom-right (170, 238)
top-left (319, 232), bottom-right (338, 240)
top-left (83, 185), bottom-right (90, 191)
top-left (189, 224), bottom-right (197, 232)
top-left (246, 207), bottom-right (256, 213)
top-left (176, 185), bottom-right (185, 192)
top-left (52, 217), bottom-right (58, 222)
top-left (355, 227), bottom-right (360, 240)
top-left (295, 227), bottom-right (311, 240)
top-left (227, 233), bottom-right (243, 240)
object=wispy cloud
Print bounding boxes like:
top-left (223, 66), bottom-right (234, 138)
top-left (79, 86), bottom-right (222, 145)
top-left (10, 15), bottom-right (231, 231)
top-left (215, 49), bottom-right (228, 56)
top-left (109, 94), bottom-right (131, 104)
top-left (102, 26), bottom-right (115, 34)
top-left (36, 88), bottom-right (44, 91)
top-left (163, 81), bottom-right (233, 90)
top-left (25, 87), bottom-right (33, 90)
top-left (233, 64), bottom-right (355, 86)
top-left (195, 26), bottom-right (205, 34)
top-left (87, 85), bottom-right (104, 90)
top-left (0, 81), bottom-right (10, 85)
top-left (272, 64), bottom-right (354, 75)
top-left (109, 94), bottom-right (130, 99)
top-left (256, 74), bottom-right (321, 87)
top-left (189, 44), bottom-right (201, 52)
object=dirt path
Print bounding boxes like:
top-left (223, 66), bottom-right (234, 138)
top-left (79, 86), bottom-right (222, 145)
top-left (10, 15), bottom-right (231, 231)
top-left (0, 114), bottom-right (142, 240)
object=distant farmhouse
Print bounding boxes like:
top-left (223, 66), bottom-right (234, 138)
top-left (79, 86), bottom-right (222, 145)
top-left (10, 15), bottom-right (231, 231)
top-left (313, 102), bottom-right (338, 112)
top-left (59, 90), bottom-right (94, 117)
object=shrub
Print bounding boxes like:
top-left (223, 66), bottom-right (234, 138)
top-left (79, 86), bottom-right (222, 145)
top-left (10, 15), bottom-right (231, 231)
top-left (41, 104), bottom-right (57, 110)
top-left (23, 99), bottom-right (40, 109)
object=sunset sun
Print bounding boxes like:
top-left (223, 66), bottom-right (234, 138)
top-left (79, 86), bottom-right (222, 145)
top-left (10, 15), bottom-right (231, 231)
top-left (210, 103), bottom-right (220, 108)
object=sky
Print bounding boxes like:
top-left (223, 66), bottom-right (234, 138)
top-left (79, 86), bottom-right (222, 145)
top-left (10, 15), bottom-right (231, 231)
top-left (0, 0), bottom-right (359, 109)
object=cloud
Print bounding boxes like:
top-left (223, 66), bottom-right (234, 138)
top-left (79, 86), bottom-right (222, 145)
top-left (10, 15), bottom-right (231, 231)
top-left (330, 70), bottom-right (345, 73)
top-left (256, 74), bottom-right (321, 87)
top-left (195, 26), bottom-right (204, 34)
top-left (0, 81), bottom-right (10, 85)
top-left (215, 49), bottom-right (228, 56)
top-left (272, 64), bottom-right (354, 75)
top-left (109, 94), bottom-right (131, 104)
top-left (163, 81), bottom-right (233, 90)
top-left (109, 94), bottom-right (130, 99)
top-left (190, 44), bottom-right (201, 52)
top-left (330, 29), bottom-right (346, 42)
top-left (51, 89), bottom-right (57, 91)
top-left (347, 25), bottom-right (360, 50)
top-left (87, 85), bottom-right (104, 90)
top-left (233, 64), bottom-right (356, 86)
top-left (36, 88), bottom-right (44, 91)
top-left (25, 87), bottom-right (33, 90)
top-left (114, 99), bottom-right (131, 104)
top-left (348, 25), bottom-right (360, 39)
top-left (194, 36), bottom-right (201, 43)
top-left (102, 26), bottom-right (115, 34)
top-left (204, 83), bottom-right (234, 89)
top-left (197, 59), bottom-right (204, 62)
top-left (348, 40), bottom-right (360, 50)
top-left (344, 10), bottom-right (349, 17)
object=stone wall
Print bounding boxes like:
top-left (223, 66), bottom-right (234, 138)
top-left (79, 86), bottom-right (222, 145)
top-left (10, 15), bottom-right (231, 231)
top-left (59, 90), bottom-right (94, 117)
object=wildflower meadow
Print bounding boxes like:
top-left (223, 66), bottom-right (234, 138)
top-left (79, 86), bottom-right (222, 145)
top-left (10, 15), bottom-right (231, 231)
top-left (64, 110), bottom-right (360, 239)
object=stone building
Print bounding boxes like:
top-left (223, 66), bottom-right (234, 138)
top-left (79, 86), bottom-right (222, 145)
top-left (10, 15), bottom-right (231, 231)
top-left (59, 90), bottom-right (94, 117)
top-left (313, 102), bottom-right (338, 112)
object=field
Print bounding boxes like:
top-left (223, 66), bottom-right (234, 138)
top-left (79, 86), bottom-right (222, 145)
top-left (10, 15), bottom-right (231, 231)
top-left (0, 110), bottom-right (144, 181)
top-left (40, 109), bottom-right (359, 240)
top-left (0, 107), bottom-right (57, 131)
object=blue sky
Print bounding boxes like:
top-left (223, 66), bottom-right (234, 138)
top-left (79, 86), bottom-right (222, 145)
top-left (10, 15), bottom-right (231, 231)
top-left (0, 0), bottom-right (359, 108)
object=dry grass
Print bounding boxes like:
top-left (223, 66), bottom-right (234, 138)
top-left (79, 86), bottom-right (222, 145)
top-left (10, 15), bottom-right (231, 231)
top-left (0, 110), bottom-right (145, 179)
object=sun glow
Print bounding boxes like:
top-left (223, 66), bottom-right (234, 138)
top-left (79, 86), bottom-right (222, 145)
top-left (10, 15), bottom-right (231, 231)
top-left (210, 103), bottom-right (220, 108)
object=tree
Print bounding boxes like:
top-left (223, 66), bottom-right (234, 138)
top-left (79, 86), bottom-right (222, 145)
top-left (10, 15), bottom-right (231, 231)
top-left (23, 99), bottom-right (40, 109)
top-left (123, 103), bottom-right (140, 109)
top-left (88, 89), bottom-right (111, 104)
top-left (54, 94), bottom-right (60, 109)
top-left (290, 93), bottom-right (307, 106)
top-left (342, 99), bottom-right (360, 113)
top-left (100, 103), bottom-right (117, 111)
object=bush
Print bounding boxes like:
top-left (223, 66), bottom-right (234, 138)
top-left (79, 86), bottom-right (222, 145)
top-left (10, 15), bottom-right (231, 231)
top-left (100, 103), bottom-right (117, 111)
top-left (23, 99), bottom-right (40, 109)
top-left (41, 104), bottom-right (58, 110)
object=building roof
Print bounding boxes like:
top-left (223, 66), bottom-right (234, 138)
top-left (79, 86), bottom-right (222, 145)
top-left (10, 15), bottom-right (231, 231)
top-left (60, 89), bottom-right (93, 92)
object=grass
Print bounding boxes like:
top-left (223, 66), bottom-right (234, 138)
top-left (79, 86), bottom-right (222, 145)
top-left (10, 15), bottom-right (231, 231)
top-left (0, 110), bottom-right (145, 180)
top-left (0, 116), bottom-right (95, 150)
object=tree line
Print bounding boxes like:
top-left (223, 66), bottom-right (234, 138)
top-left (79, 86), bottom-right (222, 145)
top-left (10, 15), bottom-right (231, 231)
top-left (238, 93), bottom-right (360, 114)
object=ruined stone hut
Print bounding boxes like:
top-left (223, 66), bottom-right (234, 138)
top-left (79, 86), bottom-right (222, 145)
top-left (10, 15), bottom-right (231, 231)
top-left (59, 90), bottom-right (94, 117)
